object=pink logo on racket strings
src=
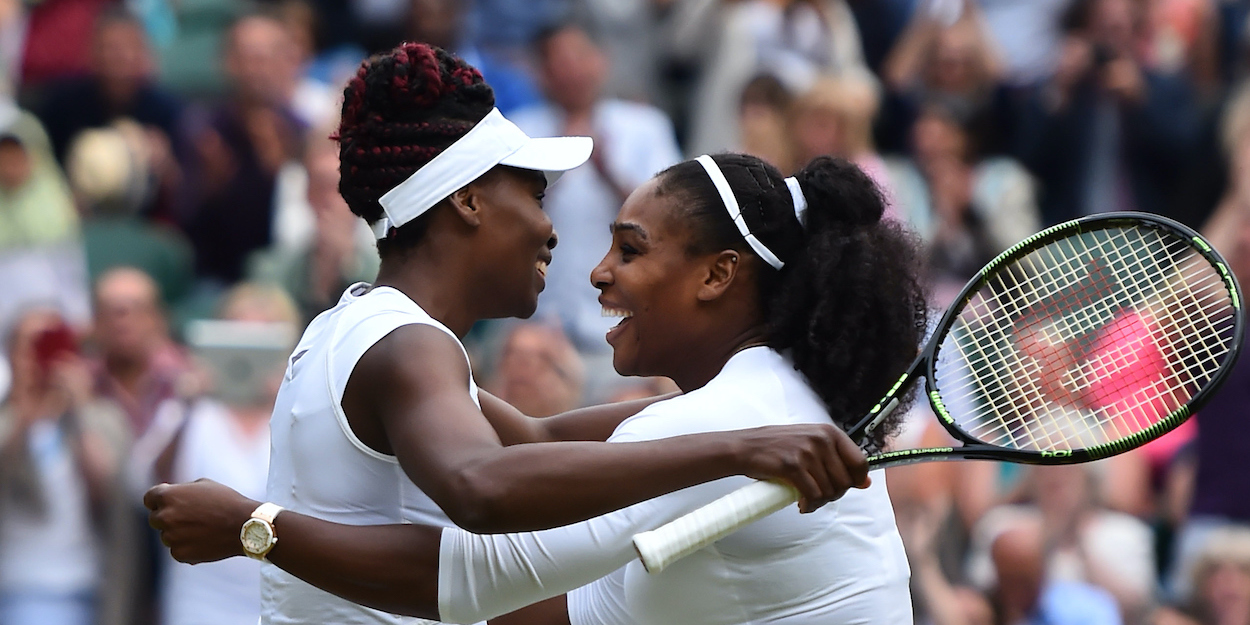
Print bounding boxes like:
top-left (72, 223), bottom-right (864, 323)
top-left (1078, 309), bottom-right (1182, 438)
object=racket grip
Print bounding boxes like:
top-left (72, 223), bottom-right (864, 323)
top-left (633, 480), bottom-right (799, 574)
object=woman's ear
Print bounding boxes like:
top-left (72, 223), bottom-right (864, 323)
top-left (697, 250), bottom-right (741, 302)
top-left (447, 186), bottom-right (482, 227)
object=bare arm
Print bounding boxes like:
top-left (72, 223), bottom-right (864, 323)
top-left (477, 389), bottom-right (680, 445)
top-left (146, 481), bottom-right (444, 619)
top-left (351, 326), bottom-right (866, 533)
top-left (489, 596), bottom-right (569, 625)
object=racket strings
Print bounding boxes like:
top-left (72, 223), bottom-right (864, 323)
top-left (987, 243), bottom-right (1230, 449)
top-left (931, 225), bottom-right (1237, 453)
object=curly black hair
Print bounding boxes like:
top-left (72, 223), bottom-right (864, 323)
top-left (655, 154), bottom-right (928, 451)
top-left (335, 42), bottom-right (495, 258)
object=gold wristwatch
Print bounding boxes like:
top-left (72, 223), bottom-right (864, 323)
top-left (240, 502), bottom-right (283, 561)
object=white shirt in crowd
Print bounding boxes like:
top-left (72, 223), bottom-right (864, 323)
top-left (0, 420), bottom-right (99, 596)
top-left (509, 100), bottom-right (682, 352)
top-left (263, 284), bottom-right (479, 625)
top-left (160, 399), bottom-right (271, 625)
top-left (439, 347), bottom-right (913, 625)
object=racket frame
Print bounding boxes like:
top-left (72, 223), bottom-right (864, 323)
top-left (861, 211), bottom-right (1244, 469)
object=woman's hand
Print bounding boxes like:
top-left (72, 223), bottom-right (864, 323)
top-left (729, 424), bottom-right (871, 513)
top-left (145, 479), bottom-right (259, 564)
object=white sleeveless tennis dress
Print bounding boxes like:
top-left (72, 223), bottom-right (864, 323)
top-left (262, 283), bottom-right (480, 625)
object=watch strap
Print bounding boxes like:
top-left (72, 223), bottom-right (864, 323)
top-left (252, 502), bottom-right (284, 524)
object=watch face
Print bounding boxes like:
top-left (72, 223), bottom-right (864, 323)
top-left (241, 518), bottom-right (274, 555)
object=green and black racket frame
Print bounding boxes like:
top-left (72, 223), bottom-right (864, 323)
top-left (634, 211), bottom-right (1244, 574)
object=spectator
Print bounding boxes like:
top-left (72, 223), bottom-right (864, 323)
top-left (989, 519), bottom-right (1124, 625)
top-left (510, 22), bottom-right (682, 359)
top-left (878, 1), bottom-right (1014, 155)
top-left (1014, 0), bottom-right (1201, 226)
top-left (0, 106), bottom-right (92, 341)
top-left (1154, 527), bottom-right (1250, 625)
top-left (786, 74), bottom-right (893, 192)
top-left (737, 74), bottom-right (796, 172)
top-left (0, 309), bottom-right (132, 625)
top-left (275, 0), bottom-right (366, 109)
top-left (247, 126), bottom-right (379, 323)
top-left (406, 0), bottom-right (540, 116)
top-left (487, 322), bottom-right (585, 417)
top-left (37, 7), bottom-right (184, 221)
top-left (969, 465), bottom-right (1156, 622)
top-left (884, 101), bottom-right (1039, 304)
top-left (679, 0), bottom-right (872, 156)
top-left (179, 13), bottom-right (305, 288)
top-left (575, 0), bottom-right (668, 103)
top-left (898, 499), bottom-right (996, 625)
top-left (133, 283), bottom-right (294, 625)
top-left (66, 120), bottom-right (196, 308)
top-left (270, 0), bottom-right (353, 129)
top-left (89, 267), bottom-right (191, 437)
top-left (1137, 0), bottom-right (1220, 97)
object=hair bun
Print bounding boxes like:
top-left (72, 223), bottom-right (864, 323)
top-left (794, 156), bottom-right (885, 228)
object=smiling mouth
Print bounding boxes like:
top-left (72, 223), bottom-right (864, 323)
top-left (602, 306), bottom-right (633, 320)
top-left (536, 260), bottom-right (548, 279)
top-left (602, 306), bottom-right (634, 336)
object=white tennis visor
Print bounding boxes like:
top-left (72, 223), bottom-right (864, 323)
top-left (372, 107), bottom-right (593, 239)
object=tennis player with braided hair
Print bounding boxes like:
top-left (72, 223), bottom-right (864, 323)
top-left (148, 149), bottom-right (927, 624)
top-left (152, 43), bottom-right (874, 625)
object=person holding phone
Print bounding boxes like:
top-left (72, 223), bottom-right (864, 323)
top-left (0, 310), bottom-right (131, 625)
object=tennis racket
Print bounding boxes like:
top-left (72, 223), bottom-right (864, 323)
top-left (633, 212), bottom-right (1244, 574)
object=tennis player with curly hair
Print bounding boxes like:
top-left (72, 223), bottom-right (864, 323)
top-left (148, 148), bottom-right (928, 624)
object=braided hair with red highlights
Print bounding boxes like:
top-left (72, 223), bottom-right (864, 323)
top-left (336, 42), bottom-right (495, 257)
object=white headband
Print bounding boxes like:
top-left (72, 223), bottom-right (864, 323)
top-left (694, 155), bottom-right (786, 270)
top-left (785, 176), bottom-right (807, 228)
top-left (373, 108), bottom-right (592, 239)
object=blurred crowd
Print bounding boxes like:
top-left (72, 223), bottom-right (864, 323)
top-left (1, 0), bottom-right (1249, 624)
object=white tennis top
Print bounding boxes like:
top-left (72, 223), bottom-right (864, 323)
top-left (263, 283), bottom-right (479, 625)
top-left (439, 347), bottom-right (913, 625)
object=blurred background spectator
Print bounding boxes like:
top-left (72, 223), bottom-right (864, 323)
top-left (673, 0), bottom-right (872, 157)
top-left (1, 0), bottom-right (1249, 622)
top-left (89, 267), bottom-right (191, 438)
top-left (878, 0), bottom-right (1013, 155)
top-left (1154, 527), bottom-right (1250, 625)
top-left (0, 309), bottom-right (133, 625)
top-left (883, 99), bottom-right (1039, 304)
top-left (967, 465), bottom-right (1156, 622)
top-left (487, 322), bottom-right (585, 417)
top-left (1014, 0), bottom-right (1200, 225)
top-left (246, 125), bottom-right (377, 324)
top-left (178, 12), bottom-right (304, 294)
top-left (509, 21), bottom-right (681, 398)
top-left (0, 107), bottom-right (92, 340)
top-left (37, 8), bottom-right (184, 221)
